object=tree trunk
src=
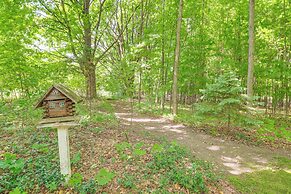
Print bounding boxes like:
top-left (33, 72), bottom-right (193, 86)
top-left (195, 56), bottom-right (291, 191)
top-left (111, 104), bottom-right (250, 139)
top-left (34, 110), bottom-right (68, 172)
top-left (83, 0), bottom-right (96, 99)
top-left (85, 66), bottom-right (96, 100)
top-left (138, 0), bottom-right (145, 105)
top-left (138, 69), bottom-right (142, 104)
top-left (227, 113), bottom-right (231, 130)
top-left (247, 0), bottom-right (255, 97)
top-left (160, 0), bottom-right (166, 110)
top-left (283, 0), bottom-right (289, 115)
top-left (172, 0), bottom-right (183, 115)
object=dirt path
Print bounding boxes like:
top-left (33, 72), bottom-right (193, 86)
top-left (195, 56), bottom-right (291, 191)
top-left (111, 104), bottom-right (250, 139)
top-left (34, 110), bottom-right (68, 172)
top-left (113, 101), bottom-right (291, 175)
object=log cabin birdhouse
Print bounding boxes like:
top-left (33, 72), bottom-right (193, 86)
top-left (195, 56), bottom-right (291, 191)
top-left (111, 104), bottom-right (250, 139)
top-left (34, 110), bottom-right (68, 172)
top-left (35, 84), bottom-right (81, 118)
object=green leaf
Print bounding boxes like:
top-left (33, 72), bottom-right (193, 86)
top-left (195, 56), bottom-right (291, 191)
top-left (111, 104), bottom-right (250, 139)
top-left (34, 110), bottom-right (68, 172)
top-left (0, 160), bottom-right (9, 169)
top-left (95, 168), bottom-right (115, 186)
top-left (4, 153), bottom-right (17, 161)
top-left (9, 188), bottom-right (26, 194)
top-left (11, 158), bottom-right (25, 174)
top-left (71, 152), bottom-right (81, 165)
top-left (114, 142), bottom-right (131, 154)
top-left (151, 144), bottom-right (163, 153)
top-left (134, 142), bottom-right (144, 149)
top-left (133, 149), bottom-right (146, 156)
top-left (68, 173), bottom-right (83, 187)
top-left (31, 144), bottom-right (49, 153)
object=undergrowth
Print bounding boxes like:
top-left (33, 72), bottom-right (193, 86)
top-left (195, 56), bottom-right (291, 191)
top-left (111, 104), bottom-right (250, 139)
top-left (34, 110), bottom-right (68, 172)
top-left (0, 98), bottom-right (42, 130)
top-left (0, 128), bottom-right (63, 193)
top-left (112, 140), bottom-right (217, 193)
top-left (136, 101), bottom-right (290, 148)
top-left (77, 100), bottom-right (118, 128)
top-left (0, 127), bottom-right (218, 193)
top-left (1, 99), bottom-right (218, 193)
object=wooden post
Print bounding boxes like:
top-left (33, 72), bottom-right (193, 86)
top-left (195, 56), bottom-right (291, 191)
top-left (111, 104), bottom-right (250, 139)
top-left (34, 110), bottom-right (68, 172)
top-left (57, 125), bottom-right (71, 182)
top-left (37, 118), bottom-right (79, 183)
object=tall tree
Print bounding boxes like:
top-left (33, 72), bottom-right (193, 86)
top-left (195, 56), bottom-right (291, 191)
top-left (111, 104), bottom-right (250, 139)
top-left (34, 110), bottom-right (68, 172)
top-left (38, 0), bottom-right (107, 99)
top-left (247, 0), bottom-right (255, 97)
top-left (38, 0), bottom-right (138, 99)
top-left (172, 0), bottom-right (183, 115)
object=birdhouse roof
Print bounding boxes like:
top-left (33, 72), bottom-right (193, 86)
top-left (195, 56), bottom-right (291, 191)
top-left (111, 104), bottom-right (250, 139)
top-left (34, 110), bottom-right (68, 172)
top-left (35, 84), bottom-right (81, 108)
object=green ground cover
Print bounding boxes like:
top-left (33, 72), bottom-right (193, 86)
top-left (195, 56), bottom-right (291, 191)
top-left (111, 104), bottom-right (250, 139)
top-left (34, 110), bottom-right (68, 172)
top-left (0, 100), bottom-right (219, 193)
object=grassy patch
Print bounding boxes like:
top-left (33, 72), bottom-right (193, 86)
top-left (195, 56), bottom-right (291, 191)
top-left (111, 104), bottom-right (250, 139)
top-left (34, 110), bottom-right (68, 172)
top-left (96, 101), bottom-right (115, 113)
top-left (77, 100), bottom-right (118, 128)
top-left (257, 117), bottom-right (291, 142)
top-left (134, 101), bottom-right (171, 116)
top-left (272, 156), bottom-right (291, 169)
top-left (228, 170), bottom-right (291, 194)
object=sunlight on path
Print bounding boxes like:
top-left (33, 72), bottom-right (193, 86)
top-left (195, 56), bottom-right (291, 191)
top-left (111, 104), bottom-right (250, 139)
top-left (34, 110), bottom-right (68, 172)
top-left (114, 106), bottom-right (290, 176)
top-left (207, 145), bottom-right (221, 151)
top-left (121, 117), bottom-right (167, 123)
top-left (161, 124), bottom-right (187, 134)
top-left (221, 156), bottom-right (253, 175)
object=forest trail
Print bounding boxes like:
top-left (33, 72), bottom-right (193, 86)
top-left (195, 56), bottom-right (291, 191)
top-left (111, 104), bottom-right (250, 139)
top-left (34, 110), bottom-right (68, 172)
top-left (113, 101), bottom-right (291, 175)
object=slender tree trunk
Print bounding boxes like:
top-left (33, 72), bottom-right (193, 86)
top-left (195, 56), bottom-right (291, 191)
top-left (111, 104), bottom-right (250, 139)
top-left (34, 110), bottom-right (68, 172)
top-left (83, 0), bottom-right (96, 99)
top-left (160, 0), bottom-right (166, 110)
top-left (199, 0), bottom-right (206, 90)
top-left (138, 0), bottom-right (145, 105)
top-left (160, 46), bottom-right (165, 109)
top-left (227, 113), bottom-right (231, 130)
top-left (247, 0), bottom-right (255, 97)
top-left (172, 0), bottom-right (183, 115)
top-left (138, 70), bottom-right (142, 104)
top-left (283, 0), bottom-right (289, 115)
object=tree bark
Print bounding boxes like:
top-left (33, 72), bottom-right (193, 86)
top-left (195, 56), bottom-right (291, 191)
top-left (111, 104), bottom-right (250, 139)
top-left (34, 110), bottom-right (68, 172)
top-left (160, 0), bottom-right (166, 110)
top-left (283, 0), bottom-right (289, 115)
top-left (172, 0), bottom-right (183, 115)
top-left (138, 0), bottom-right (145, 104)
top-left (85, 65), bottom-right (96, 100)
top-left (247, 0), bottom-right (255, 97)
top-left (138, 70), bottom-right (142, 104)
top-left (83, 0), bottom-right (96, 99)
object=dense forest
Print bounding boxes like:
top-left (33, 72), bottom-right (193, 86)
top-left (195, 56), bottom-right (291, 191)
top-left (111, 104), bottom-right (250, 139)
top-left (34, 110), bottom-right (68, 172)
top-left (0, 0), bottom-right (290, 193)
top-left (0, 0), bottom-right (290, 113)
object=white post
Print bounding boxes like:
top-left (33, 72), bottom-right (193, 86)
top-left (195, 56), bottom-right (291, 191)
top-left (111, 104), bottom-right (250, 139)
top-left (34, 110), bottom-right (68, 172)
top-left (57, 126), bottom-right (71, 182)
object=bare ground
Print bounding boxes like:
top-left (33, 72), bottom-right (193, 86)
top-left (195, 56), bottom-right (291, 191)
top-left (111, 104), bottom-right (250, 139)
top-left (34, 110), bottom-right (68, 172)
top-left (113, 101), bottom-right (291, 176)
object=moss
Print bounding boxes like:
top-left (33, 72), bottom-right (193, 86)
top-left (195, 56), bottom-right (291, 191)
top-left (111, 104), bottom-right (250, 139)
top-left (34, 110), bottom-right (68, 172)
top-left (272, 156), bottom-right (291, 169)
top-left (228, 170), bottom-right (291, 194)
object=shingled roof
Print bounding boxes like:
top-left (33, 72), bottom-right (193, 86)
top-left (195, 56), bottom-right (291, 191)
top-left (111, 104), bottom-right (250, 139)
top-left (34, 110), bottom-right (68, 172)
top-left (35, 84), bottom-right (81, 108)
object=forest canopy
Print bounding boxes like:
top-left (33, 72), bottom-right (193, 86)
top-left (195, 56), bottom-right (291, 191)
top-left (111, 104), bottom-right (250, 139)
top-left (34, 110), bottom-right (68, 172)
top-left (0, 0), bottom-right (289, 115)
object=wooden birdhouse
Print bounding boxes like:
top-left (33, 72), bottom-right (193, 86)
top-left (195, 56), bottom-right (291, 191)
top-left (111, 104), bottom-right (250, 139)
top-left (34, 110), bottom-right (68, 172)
top-left (35, 84), bottom-right (81, 118)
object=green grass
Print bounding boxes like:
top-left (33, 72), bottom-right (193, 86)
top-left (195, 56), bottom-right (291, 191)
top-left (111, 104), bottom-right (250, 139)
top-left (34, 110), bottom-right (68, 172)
top-left (77, 100), bottom-right (118, 128)
top-left (257, 117), bottom-right (291, 142)
top-left (228, 170), bottom-right (291, 194)
top-left (272, 156), bottom-right (291, 169)
top-left (134, 101), bottom-right (171, 116)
